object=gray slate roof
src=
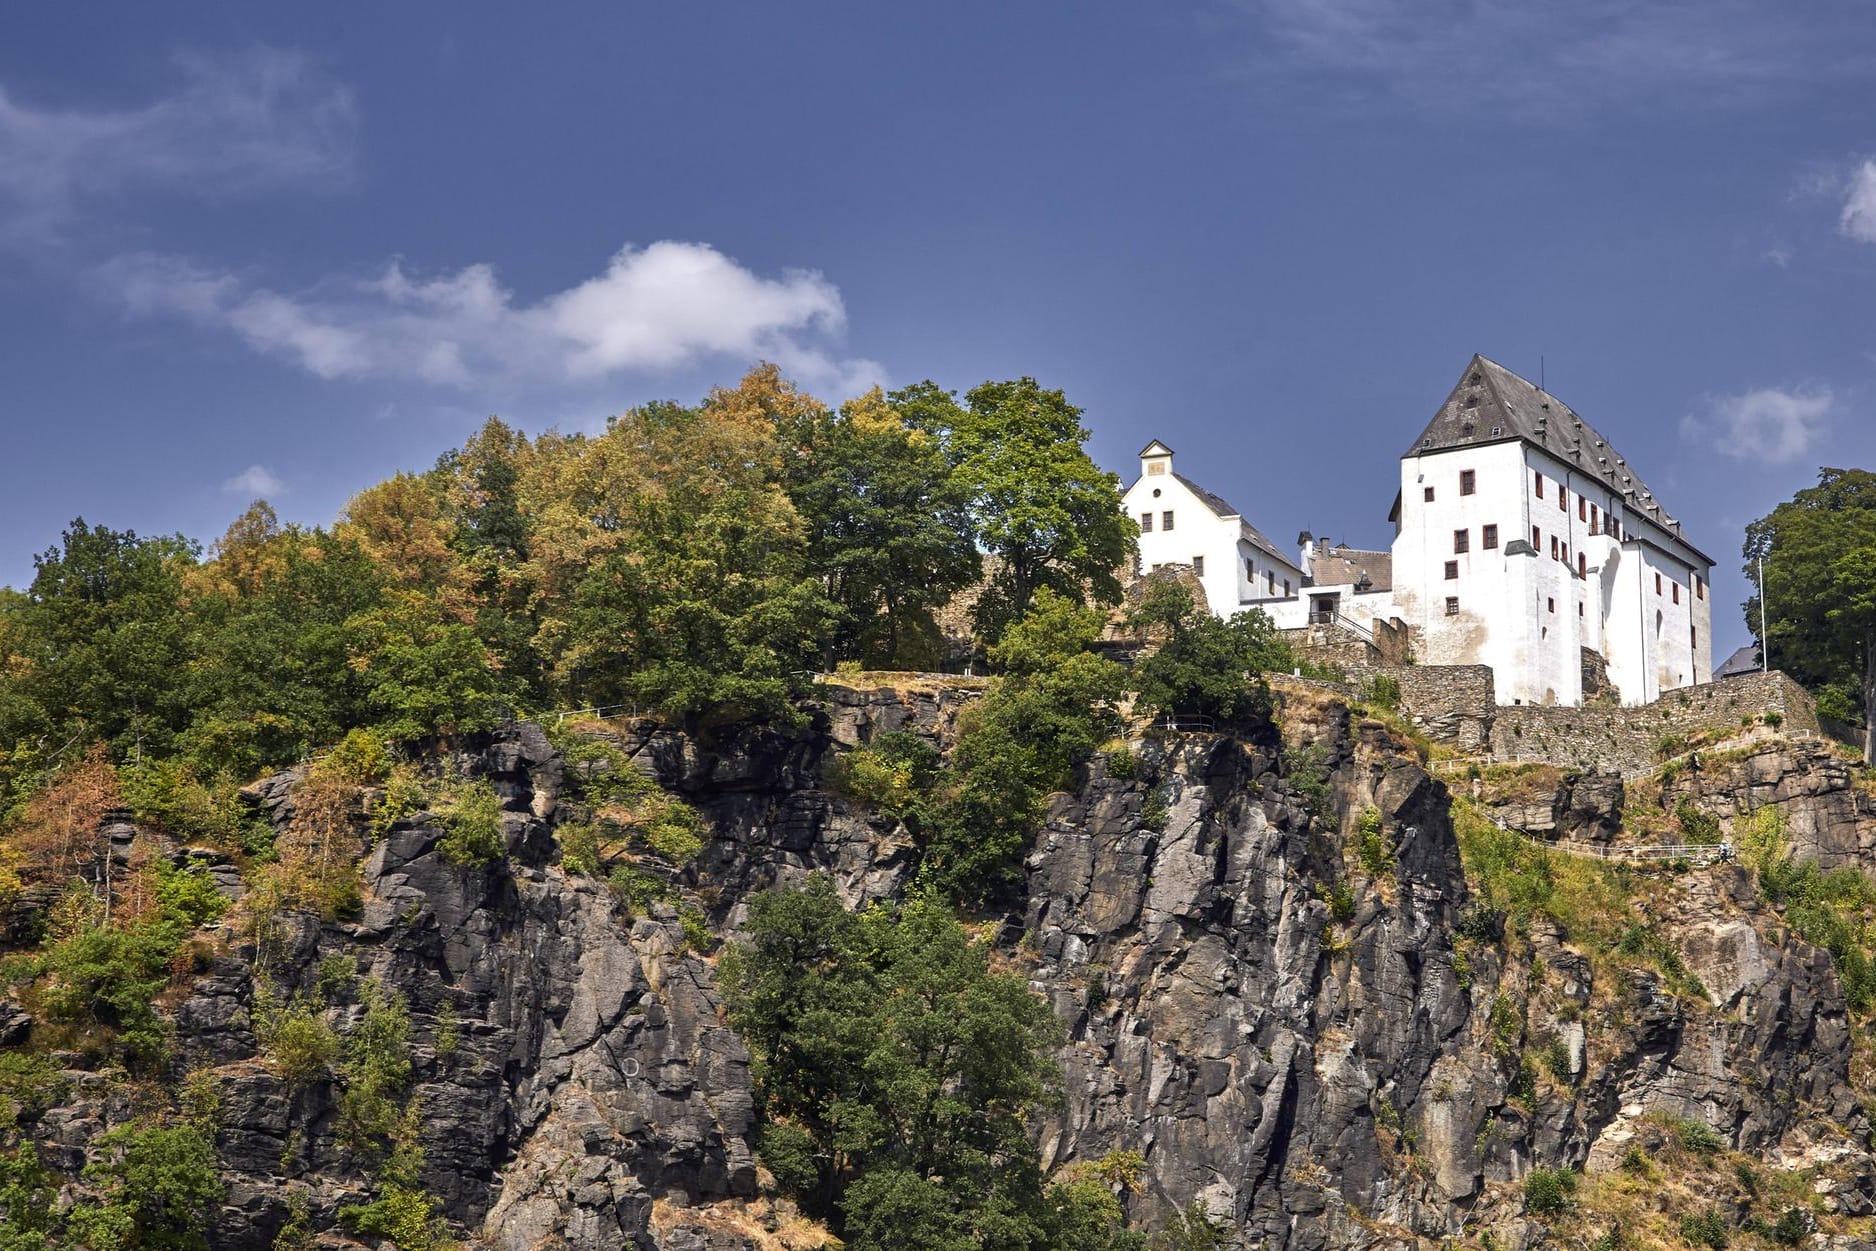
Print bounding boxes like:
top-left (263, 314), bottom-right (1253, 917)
top-left (1173, 473), bottom-right (1293, 568)
top-left (1716, 643), bottom-right (1762, 679)
top-left (1408, 355), bottom-right (1713, 565)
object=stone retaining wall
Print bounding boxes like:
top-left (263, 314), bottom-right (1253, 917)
top-left (1490, 670), bottom-right (1821, 776)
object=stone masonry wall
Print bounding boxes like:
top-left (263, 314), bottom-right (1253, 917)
top-left (1342, 663), bottom-right (1498, 751)
top-left (1490, 670), bottom-right (1821, 776)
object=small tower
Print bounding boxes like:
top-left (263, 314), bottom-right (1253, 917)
top-left (1139, 440), bottom-right (1174, 480)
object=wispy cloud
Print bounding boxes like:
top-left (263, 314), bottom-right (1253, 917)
top-left (222, 465), bottom-right (285, 497)
top-left (1840, 159), bottom-right (1876, 243)
top-left (1681, 386), bottom-right (1834, 464)
top-left (0, 48), bottom-right (356, 242)
top-left (101, 241), bottom-right (886, 398)
top-left (1222, 0), bottom-right (1876, 119)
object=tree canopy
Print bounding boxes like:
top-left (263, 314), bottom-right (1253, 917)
top-left (1744, 467), bottom-right (1876, 733)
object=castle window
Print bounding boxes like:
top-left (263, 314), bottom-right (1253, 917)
top-left (1578, 552), bottom-right (1587, 578)
top-left (1283, 579), bottom-right (1291, 595)
top-left (1424, 486), bottom-right (1436, 502)
top-left (1547, 597), bottom-right (1555, 613)
top-left (1267, 570), bottom-right (1276, 594)
top-left (1590, 503), bottom-right (1600, 534)
top-left (1534, 471), bottom-right (1544, 499)
top-left (1453, 528), bottom-right (1469, 554)
top-left (1655, 571), bottom-right (1662, 594)
top-left (1193, 556), bottom-right (1205, 577)
top-left (1550, 535), bottom-right (1559, 560)
top-left (1696, 576), bottom-right (1705, 600)
top-left (1558, 486), bottom-right (1567, 512)
top-left (1146, 461), bottom-right (1167, 476)
top-left (1162, 511), bottom-right (1174, 531)
top-left (1532, 525), bottom-right (1541, 549)
top-left (1460, 469), bottom-right (1476, 495)
top-left (1672, 581), bottom-right (1679, 604)
top-left (1578, 601), bottom-right (1585, 618)
top-left (1692, 625), bottom-right (1698, 647)
top-left (1444, 560), bottom-right (1459, 580)
top-left (1579, 497), bottom-right (1587, 522)
top-left (1139, 512), bottom-right (1153, 532)
top-left (1245, 558), bottom-right (1254, 579)
top-left (1445, 596), bottom-right (1460, 615)
top-left (1563, 542), bottom-right (1570, 565)
top-left (1483, 524), bottom-right (1499, 549)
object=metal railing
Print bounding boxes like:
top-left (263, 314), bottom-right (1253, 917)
top-left (1493, 817), bottom-right (1733, 866)
top-left (1150, 714), bottom-right (1217, 733)
top-left (1307, 610), bottom-right (1377, 647)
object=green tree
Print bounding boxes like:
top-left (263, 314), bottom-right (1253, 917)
top-left (345, 590), bottom-right (518, 741)
top-left (1744, 467), bottom-right (1876, 751)
top-left (1126, 581), bottom-right (1286, 727)
top-left (925, 592), bottom-right (1125, 900)
top-left (70, 1121), bottom-right (224, 1251)
top-left (781, 389), bottom-right (978, 668)
top-left (931, 378), bottom-right (1134, 643)
top-left (0, 520), bottom-right (197, 780)
top-left (723, 877), bottom-right (1094, 1251)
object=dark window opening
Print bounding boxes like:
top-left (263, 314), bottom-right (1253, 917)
top-left (1482, 524), bottom-right (1499, 550)
top-left (1445, 596), bottom-right (1460, 615)
top-left (1453, 528), bottom-right (1469, 554)
top-left (1444, 560), bottom-right (1459, 580)
top-left (1459, 469), bottom-right (1476, 496)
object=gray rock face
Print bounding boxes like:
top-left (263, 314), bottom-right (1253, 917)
top-left (29, 695), bottom-right (1876, 1250)
top-left (1660, 740), bottom-right (1876, 867)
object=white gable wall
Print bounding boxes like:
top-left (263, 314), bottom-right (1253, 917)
top-left (1394, 439), bottom-right (1714, 706)
top-left (1121, 447), bottom-right (1303, 618)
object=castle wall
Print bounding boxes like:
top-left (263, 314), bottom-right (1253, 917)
top-left (1489, 670), bottom-right (1820, 775)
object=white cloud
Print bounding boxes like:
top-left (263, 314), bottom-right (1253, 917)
top-left (1763, 244), bottom-right (1793, 268)
top-left (0, 48), bottom-right (355, 240)
top-left (1681, 386), bottom-right (1833, 464)
top-left (222, 465), bottom-right (285, 497)
top-left (1840, 159), bottom-right (1876, 243)
top-left (1225, 0), bottom-right (1872, 118)
top-left (101, 241), bottom-right (886, 398)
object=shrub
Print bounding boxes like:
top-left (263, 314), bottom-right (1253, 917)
top-left (1675, 800), bottom-right (1722, 847)
top-left (1285, 745), bottom-right (1335, 821)
top-left (261, 1003), bottom-right (340, 1087)
top-left (1769, 1207), bottom-right (1807, 1246)
top-left (437, 778), bottom-right (505, 869)
top-left (1104, 746), bottom-right (1139, 780)
top-left (830, 731), bottom-right (941, 833)
top-left (1537, 1032), bottom-right (1573, 1082)
top-left (1366, 674), bottom-right (1402, 712)
top-left (1764, 710), bottom-right (1784, 729)
top-left (1676, 1118), bottom-right (1726, 1154)
top-left (1355, 807), bottom-right (1393, 876)
top-left (1140, 789), bottom-right (1170, 831)
top-left (338, 980), bottom-right (413, 1155)
top-left (320, 727), bottom-right (392, 785)
top-left (1522, 1166), bottom-right (1576, 1215)
top-left (679, 907), bottom-right (715, 954)
top-left (434, 997), bottom-right (459, 1060)
top-left (1679, 1208), bottom-right (1729, 1249)
top-left (153, 860), bottom-right (230, 929)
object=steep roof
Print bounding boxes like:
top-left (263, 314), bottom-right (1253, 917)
top-left (1408, 355), bottom-right (1713, 565)
top-left (1716, 643), bottom-right (1762, 679)
top-left (1171, 473), bottom-right (1294, 568)
top-left (1309, 545), bottom-right (1392, 592)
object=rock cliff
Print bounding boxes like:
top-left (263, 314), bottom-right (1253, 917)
top-left (18, 682), bottom-right (1876, 1249)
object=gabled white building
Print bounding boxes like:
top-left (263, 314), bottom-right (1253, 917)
top-left (1390, 355), bottom-right (1714, 706)
top-left (1120, 442), bottom-right (1305, 617)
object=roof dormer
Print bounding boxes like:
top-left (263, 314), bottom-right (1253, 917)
top-left (1140, 439), bottom-right (1174, 479)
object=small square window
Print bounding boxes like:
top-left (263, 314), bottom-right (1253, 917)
top-left (1193, 555), bottom-right (1205, 578)
top-left (1482, 524), bottom-right (1499, 549)
top-left (1162, 510), bottom-right (1175, 531)
top-left (1445, 596), bottom-right (1460, 616)
top-left (1444, 560), bottom-right (1459, 580)
top-left (1146, 461), bottom-right (1167, 476)
top-left (1424, 486), bottom-right (1435, 502)
top-left (1139, 512), bottom-right (1153, 533)
top-left (1459, 469), bottom-right (1476, 496)
top-left (1453, 528), bottom-right (1469, 554)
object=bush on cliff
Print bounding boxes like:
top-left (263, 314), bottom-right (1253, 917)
top-left (723, 876), bottom-right (1141, 1251)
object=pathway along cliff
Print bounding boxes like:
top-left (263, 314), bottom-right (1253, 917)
top-left (11, 678), bottom-right (1876, 1250)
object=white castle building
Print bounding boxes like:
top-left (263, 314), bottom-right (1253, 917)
top-left (1120, 355), bottom-right (1716, 707)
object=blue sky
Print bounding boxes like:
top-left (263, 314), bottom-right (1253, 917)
top-left (5, 2), bottom-right (1876, 656)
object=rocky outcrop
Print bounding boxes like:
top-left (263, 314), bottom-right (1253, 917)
top-left (22, 687), bottom-right (1876, 1249)
top-left (1659, 739), bottom-right (1876, 868)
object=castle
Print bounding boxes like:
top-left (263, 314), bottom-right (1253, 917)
top-left (1124, 354), bottom-right (1716, 707)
